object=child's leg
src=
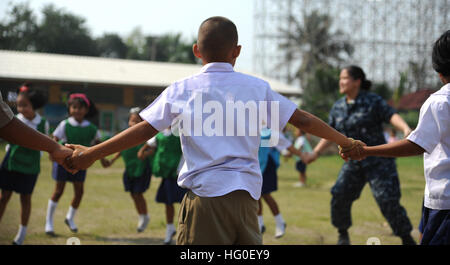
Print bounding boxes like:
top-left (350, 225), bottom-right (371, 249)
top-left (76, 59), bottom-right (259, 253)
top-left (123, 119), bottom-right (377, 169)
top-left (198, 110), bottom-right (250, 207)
top-left (262, 194), bottom-right (280, 216)
top-left (13, 194), bottom-right (32, 245)
top-left (164, 204), bottom-right (176, 244)
top-left (0, 190), bottom-right (13, 222)
top-left (19, 194), bottom-right (32, 226)
top-left (262, 193), bottom-right (286, 238)
top-left (300, 172), bottom-right (307, 184)
top-left (51, 181), bottom-right (66, 202)
top-left (64, 181), bottom-right (83, 233)
top-left (45, 182), bottom-right (65, 234)
top-left (166, 203), bottom-right (174, 224)
top-left (131, 193), bottom-right (150, 233)
top-left (71, 181), bottom-right (84, 209)
top-left (257, 199), bottom-right (265, 233)
top-left (131, 193), bottom-right (148, 215)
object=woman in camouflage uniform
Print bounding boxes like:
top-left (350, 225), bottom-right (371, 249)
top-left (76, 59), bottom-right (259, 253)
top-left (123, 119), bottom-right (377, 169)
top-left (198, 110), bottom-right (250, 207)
top-left (310, 65), bottom-right (416, 245)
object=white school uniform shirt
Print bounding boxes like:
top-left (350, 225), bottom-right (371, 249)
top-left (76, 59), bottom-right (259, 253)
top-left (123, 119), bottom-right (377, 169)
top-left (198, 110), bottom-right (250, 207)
top-left (140, 62), bottom-right (297, 200)
top-left (407, 83), bottom-right (450, 210)
top-left (52, 116), bottom-right (101, 145)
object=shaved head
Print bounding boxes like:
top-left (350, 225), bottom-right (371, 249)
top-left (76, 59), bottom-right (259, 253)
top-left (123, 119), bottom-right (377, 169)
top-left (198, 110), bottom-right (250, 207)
top-left (197, 16), bottom-right (238, 62)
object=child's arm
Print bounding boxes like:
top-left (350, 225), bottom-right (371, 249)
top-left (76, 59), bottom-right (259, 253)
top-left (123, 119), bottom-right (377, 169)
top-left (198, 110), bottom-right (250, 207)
top-left (102, 152), bottom-right (121, 168)
top-left (137, 144), bottom-right (155, 161)
top-left (288, 109), bottom-right (356, 151)
top-left (66, 121), bottom-right (158, 170)
top-left (0, 117), bottom-right (73, 167)
top-left (390, 114), bottom-right (412, 137)
top-left (94, 139), bottom-right (111, 166)
top-left (341, 139), bottom-right (425, 160)
top-left (286, 146), bottom-right (315, 164)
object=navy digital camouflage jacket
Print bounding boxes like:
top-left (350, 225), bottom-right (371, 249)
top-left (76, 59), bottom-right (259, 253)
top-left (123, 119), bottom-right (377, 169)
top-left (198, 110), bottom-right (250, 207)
top-left (328, 91), bottom-right (396, 168)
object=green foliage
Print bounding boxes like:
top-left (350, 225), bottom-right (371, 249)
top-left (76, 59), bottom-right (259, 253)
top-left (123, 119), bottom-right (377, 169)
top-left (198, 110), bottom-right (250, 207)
top-left (96, 34), bottom-right (128, 59)
top-left (0, 2), bottom-right (37, 51)
top-left (393, 71), bottom-right (409, 104)
top-left (35, 4), bottom-right (98, 56)
top-left (399, 110), bottom-right (420, 129)
top-left (301, 65), bottom-right (341, 121)
top-left (0, 3), bottom-right (198, 64)
top-left (280, 10), bottom-right (353, 86)
top-left (372, 82), bottom-right (392, 101)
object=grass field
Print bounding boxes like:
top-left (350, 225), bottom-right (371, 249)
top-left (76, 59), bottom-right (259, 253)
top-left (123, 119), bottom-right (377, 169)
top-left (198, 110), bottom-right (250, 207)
top-left (0, 146), bottom-right (425, 245)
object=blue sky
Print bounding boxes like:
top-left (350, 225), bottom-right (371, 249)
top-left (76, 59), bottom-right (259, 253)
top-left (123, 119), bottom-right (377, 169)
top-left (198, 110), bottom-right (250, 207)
top-left (0, 0), bottom-right (255, 71)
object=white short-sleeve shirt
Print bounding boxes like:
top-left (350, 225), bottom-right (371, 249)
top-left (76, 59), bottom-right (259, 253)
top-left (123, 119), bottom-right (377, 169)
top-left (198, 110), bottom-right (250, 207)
top-left (407, 83), bottom-right (450, 210)
top-left (140, 62), bottom-right (297, 200)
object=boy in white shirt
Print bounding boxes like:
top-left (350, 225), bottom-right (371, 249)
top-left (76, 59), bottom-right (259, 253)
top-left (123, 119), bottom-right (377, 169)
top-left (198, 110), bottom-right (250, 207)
top-left (341, 30), bottom-right (450, 245)
top-left (65, 16), bottom-right (359, 245)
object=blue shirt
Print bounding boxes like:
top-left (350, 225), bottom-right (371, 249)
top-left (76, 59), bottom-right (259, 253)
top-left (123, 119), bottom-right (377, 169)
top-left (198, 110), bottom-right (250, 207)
top-left (328, 91), bottom-right (396, 167)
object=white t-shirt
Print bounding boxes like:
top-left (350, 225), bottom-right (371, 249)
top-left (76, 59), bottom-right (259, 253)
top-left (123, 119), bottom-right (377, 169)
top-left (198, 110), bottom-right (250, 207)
top-left (140, 62), bottom-right (297, 200)
top-left (407, 83), bottom-right (450, 210)
top-left (52, 117), bottom-right (101, 145)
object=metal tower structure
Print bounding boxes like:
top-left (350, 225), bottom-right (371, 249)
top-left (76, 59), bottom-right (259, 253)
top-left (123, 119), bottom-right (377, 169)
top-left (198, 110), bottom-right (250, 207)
top-left (254, 0), bottom-right (450, 92)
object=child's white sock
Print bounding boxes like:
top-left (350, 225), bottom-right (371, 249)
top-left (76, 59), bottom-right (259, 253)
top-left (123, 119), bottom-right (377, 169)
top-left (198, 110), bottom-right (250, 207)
top-left (66, 206), bottom-right (77, 221)
top-left (274, 214), bottom-right (286, 238)
top-left (274, 214), bottom-right (285, 226)
top-left (45, 200), bottom-right (57, 233)
top-left (65, 206), bottom-right (78, 232)
top-left (164, 223), bottom-right (176, 244)
top-left (13, 225), bottom-right (27, 245)
top-left (137, 214), bottom-right (150, 232)
top-left (257, 215), bottom-right (265, 231)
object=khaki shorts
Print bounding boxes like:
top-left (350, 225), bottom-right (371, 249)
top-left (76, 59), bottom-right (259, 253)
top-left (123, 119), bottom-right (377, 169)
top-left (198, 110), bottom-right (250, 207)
top-left (176, 189), bottom-right (262, 245)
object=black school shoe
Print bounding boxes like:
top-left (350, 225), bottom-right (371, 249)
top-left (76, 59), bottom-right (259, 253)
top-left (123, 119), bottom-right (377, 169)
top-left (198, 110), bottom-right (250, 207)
top-left (401, 234), bottom-right (417, 245)
top-left (64, 219), bottom-right (78, 233)
top-left (337, 230), bottom-right (350, 245)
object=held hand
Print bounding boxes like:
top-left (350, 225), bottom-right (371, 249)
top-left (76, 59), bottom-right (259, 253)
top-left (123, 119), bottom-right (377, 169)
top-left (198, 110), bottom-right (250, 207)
top-left (49, 145), bottom-right (75, 172)
top-left (64, 144), bottom-right (96, 171)
top-left (338, 138), bottom-right (367, 161)
top-left (101, 158), bottom-right (111, 168)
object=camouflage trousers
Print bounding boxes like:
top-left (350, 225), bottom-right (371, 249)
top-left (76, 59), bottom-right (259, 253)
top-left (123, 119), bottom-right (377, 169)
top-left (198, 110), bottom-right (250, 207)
top-left (330, 158), bottom-right (413, 237)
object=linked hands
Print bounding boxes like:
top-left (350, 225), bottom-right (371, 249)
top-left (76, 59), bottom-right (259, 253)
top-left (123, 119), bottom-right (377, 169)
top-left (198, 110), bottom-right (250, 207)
top-left (49, 144), bottom-right (75, 172)
top-left (63, 144), bottom-right (97, 173)
top-left (338, 138), bottom-right (367, 161)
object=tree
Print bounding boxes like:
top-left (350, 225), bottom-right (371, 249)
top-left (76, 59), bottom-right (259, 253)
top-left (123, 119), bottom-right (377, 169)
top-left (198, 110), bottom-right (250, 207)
top-left (372, 82), bottom-right (392, 101)
top-left (279, 10), bottom-right (353, 87)
top-left (0, 2), bottom-right (37, 51)
top-left (125, 26), bottom-right (146, 60)
top-left (145, 34), bottom-right (196, 64)
top-left (34, 4), bottom-right (98, 56)
top-left (301, 65), bottom-right (341, 121)
top-left (96, 33), bottom-right (128, 59)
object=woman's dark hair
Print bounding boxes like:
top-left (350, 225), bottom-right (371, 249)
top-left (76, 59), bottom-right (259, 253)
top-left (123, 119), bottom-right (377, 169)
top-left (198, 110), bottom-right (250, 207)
top-left (343, 65), bottom-right (372, 90)
top-left (17, 83), bottom-right (47, 110)
top-left (432, 30), bottom-right (450, 77)
top-left (67, 93), bottom-right (98, 118)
